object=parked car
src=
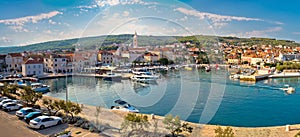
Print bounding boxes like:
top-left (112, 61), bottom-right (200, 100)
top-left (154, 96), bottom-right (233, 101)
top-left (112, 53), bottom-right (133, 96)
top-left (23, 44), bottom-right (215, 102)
top-left (29, 116), bottom-right (62, 129)
top-left (0, 96), bottom-right (8, 102)
top-left (16, 107), bottom-right (38, 119)
top-left (24, 112), bottom-right (42, 124)
top-left (2, 103), bottom-right (23, 111)
top-left (0, 99), bottom-right (16, 108)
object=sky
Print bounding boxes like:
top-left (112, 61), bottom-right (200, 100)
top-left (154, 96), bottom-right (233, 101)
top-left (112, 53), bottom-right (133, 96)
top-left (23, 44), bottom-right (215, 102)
top-left (0, 0), bottom-right (299, 46)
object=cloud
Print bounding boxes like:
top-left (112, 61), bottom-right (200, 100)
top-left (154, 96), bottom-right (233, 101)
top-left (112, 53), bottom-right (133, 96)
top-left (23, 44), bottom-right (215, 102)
top-left (0, 11), bottom-right (62, 32)
top-left (175, 7), bottom-right (263, 28)
top-left (48, 19), bottom-right (57, 25)
top-left (95, 0), bottom-right (157, 7)
top-left (1, 37), bottom-right (12, 43)
top-left (234, 27), bottom-right (282, 38)
top-left (293, 32), bottom-right (300, 35)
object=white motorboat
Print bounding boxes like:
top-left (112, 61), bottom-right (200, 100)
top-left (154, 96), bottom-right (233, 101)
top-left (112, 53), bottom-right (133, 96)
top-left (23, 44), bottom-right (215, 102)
top-left (111, 99), bottom-right (139, 113)
top-left (130, 73), bottom-right (159, 83)
top-left (31, 83), bottom-right (50, 93)
top-left (230, 74), bottom-right (240, 79)
top-left (281, 84), bottom-right (295, 94)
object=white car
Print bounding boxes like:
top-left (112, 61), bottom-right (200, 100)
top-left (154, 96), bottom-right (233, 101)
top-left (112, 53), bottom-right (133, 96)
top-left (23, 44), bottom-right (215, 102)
top-left (16, 107), bottom-right (36, 119)
top-left (0, 99), bottom-right (16, 108)
top-left (29, 116), bottom-right (63, 129)
top-left (2, 103), bottom-right (23, 111)
top-left (0, 96), bottom-right (8, 102)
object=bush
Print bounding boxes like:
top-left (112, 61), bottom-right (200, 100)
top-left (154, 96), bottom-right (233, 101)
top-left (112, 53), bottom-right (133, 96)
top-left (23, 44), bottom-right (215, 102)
top-left (214, 126), bottom-right (234, 137)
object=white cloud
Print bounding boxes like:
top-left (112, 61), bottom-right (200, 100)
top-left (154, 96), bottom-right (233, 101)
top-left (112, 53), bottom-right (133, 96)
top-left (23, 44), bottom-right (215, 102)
top-left (77, 4), bottom-right (98, 9)
top-left (234, 27), bottom-right (282, 38)
top-left (0, 11), bottom-right (62, 32)
top-left (293, 32), bottom-right (300, 35)
top-left (95, 0), bottom-right (157, 7)
top-left (175, 7), bottom-right (263, 28)
top-left (48, 19), bottom-right (57, 25)
top-left (1, 37), bottom-right (12, 43)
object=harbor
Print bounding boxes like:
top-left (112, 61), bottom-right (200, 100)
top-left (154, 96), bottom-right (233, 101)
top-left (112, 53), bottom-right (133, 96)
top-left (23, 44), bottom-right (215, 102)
top-left (34, 69), bottom-right (300, 127)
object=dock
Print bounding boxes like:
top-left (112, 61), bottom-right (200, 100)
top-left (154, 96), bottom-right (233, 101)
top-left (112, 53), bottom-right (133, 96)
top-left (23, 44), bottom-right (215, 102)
top-left (268, 72), bottom-right (300, 78)
top-left (0, 73), bottom-right (134, 83)
top-left (239, 74), bottom-right (271, 81)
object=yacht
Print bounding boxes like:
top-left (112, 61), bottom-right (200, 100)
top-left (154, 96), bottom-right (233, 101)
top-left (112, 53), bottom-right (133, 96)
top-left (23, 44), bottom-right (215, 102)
top-left (111, 99), bottom-right (139, 113)
top-left (229, 74), bottom-right (240, 79)
top-left (31, 83), bottom-right (50, 93)
top-left (281, 84), bottom-right (295, 94)
top-left (130, 72), bottom-right (159, 83)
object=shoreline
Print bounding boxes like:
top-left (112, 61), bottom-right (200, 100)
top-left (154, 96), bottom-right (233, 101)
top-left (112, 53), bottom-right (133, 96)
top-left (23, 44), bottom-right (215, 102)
top-left (42, 95), bottom-right (300, 137)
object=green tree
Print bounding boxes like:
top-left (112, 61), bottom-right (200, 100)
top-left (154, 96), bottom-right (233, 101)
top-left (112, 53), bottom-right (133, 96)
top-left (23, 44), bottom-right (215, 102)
top-left (61, 101), bottom-right (82, 120)
top-left (158, 58), bottom-right (169, 65)
top-left (163, 114), bottom-right (181, 137)
top-left (42, 98), bottom-right (64, 116)
top-left (214, 126), bottom-right (234, 137)
top-left (121, 113), bottom-right (150, 136)
top-left (20, 86), bottom-right (42, 106)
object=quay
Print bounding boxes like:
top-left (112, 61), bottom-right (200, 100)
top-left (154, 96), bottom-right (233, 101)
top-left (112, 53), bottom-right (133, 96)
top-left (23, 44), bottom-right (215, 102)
top-left (239, 74), bottom-right (271, 81)
top-left (0, 73), bottom-right (134, 82)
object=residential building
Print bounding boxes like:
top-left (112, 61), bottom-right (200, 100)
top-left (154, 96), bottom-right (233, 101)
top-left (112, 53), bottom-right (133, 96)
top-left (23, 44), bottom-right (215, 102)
top-left (22, 58), bottom-right (43, 76)
top-left (0, 54), bottom-right (6, 72)
top-left (44, 54), bottom-right (67, 73)
top-left (144, 53), bottom-right (158, 62)
top-left (5, 53), bottom-right (23, 72)
top-left (98, 50), bottom-right (113, 65)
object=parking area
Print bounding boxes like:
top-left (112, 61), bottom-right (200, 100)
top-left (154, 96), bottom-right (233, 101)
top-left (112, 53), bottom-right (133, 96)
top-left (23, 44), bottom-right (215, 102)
top-left (0, 106), bottom-right (102, 137)
top-left (0, 110), bottom-right (68, 137)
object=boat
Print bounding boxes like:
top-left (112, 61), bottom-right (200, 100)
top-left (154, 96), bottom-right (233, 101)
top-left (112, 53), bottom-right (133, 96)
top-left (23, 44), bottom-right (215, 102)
top-left (205, 65), bottom-right (211, 72)
top-left (184, 66), bottom-right (193, 71)
top-left (229, 74), bottom-right (240, 79)
top-left (111, 99), bottom-right (139, 113)
top-left (31, 83), bottom-right (50, 93)
top-left (280, 84), bottom-right (295, 94)
top-left (130, 72), bottom-right (159, 83)
top-left (102, 73), bottom-right (121, 82)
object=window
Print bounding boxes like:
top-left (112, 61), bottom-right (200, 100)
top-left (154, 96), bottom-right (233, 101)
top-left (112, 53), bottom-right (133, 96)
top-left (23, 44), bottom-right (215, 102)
top-left (39, 65), bottom-right (41, 68)
top-left (28, 66), bottom-right (30, 69)
top-left (28, 71), bottom-right (30, 74)
top-left (33, 71), bottom-right (36, 74)
top-left (33, 65), bottom-right (35, 68)
top-left (54, 59), bottom-right (57, 62)
top-left (15, 64), bottom-right (17, 67)
top-left (54, 64), bottom-right (57, 67)
top-left (62, 59), bottom-right (65, 61)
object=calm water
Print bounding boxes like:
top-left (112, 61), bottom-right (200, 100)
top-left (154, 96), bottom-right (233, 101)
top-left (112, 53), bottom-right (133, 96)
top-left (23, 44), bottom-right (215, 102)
top-left (42, 70), bottom-right (300, 127)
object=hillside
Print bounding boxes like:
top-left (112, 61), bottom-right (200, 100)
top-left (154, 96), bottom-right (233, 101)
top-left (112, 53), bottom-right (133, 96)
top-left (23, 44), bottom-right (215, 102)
top-left (0, 35), bottom-right (299, 54)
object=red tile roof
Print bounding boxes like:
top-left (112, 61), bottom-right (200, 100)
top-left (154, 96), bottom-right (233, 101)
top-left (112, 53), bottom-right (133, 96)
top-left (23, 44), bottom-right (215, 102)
top-left (9, 53), bottom-right (22, 57)
top-left (23, 58), bottom-right (43, 64)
